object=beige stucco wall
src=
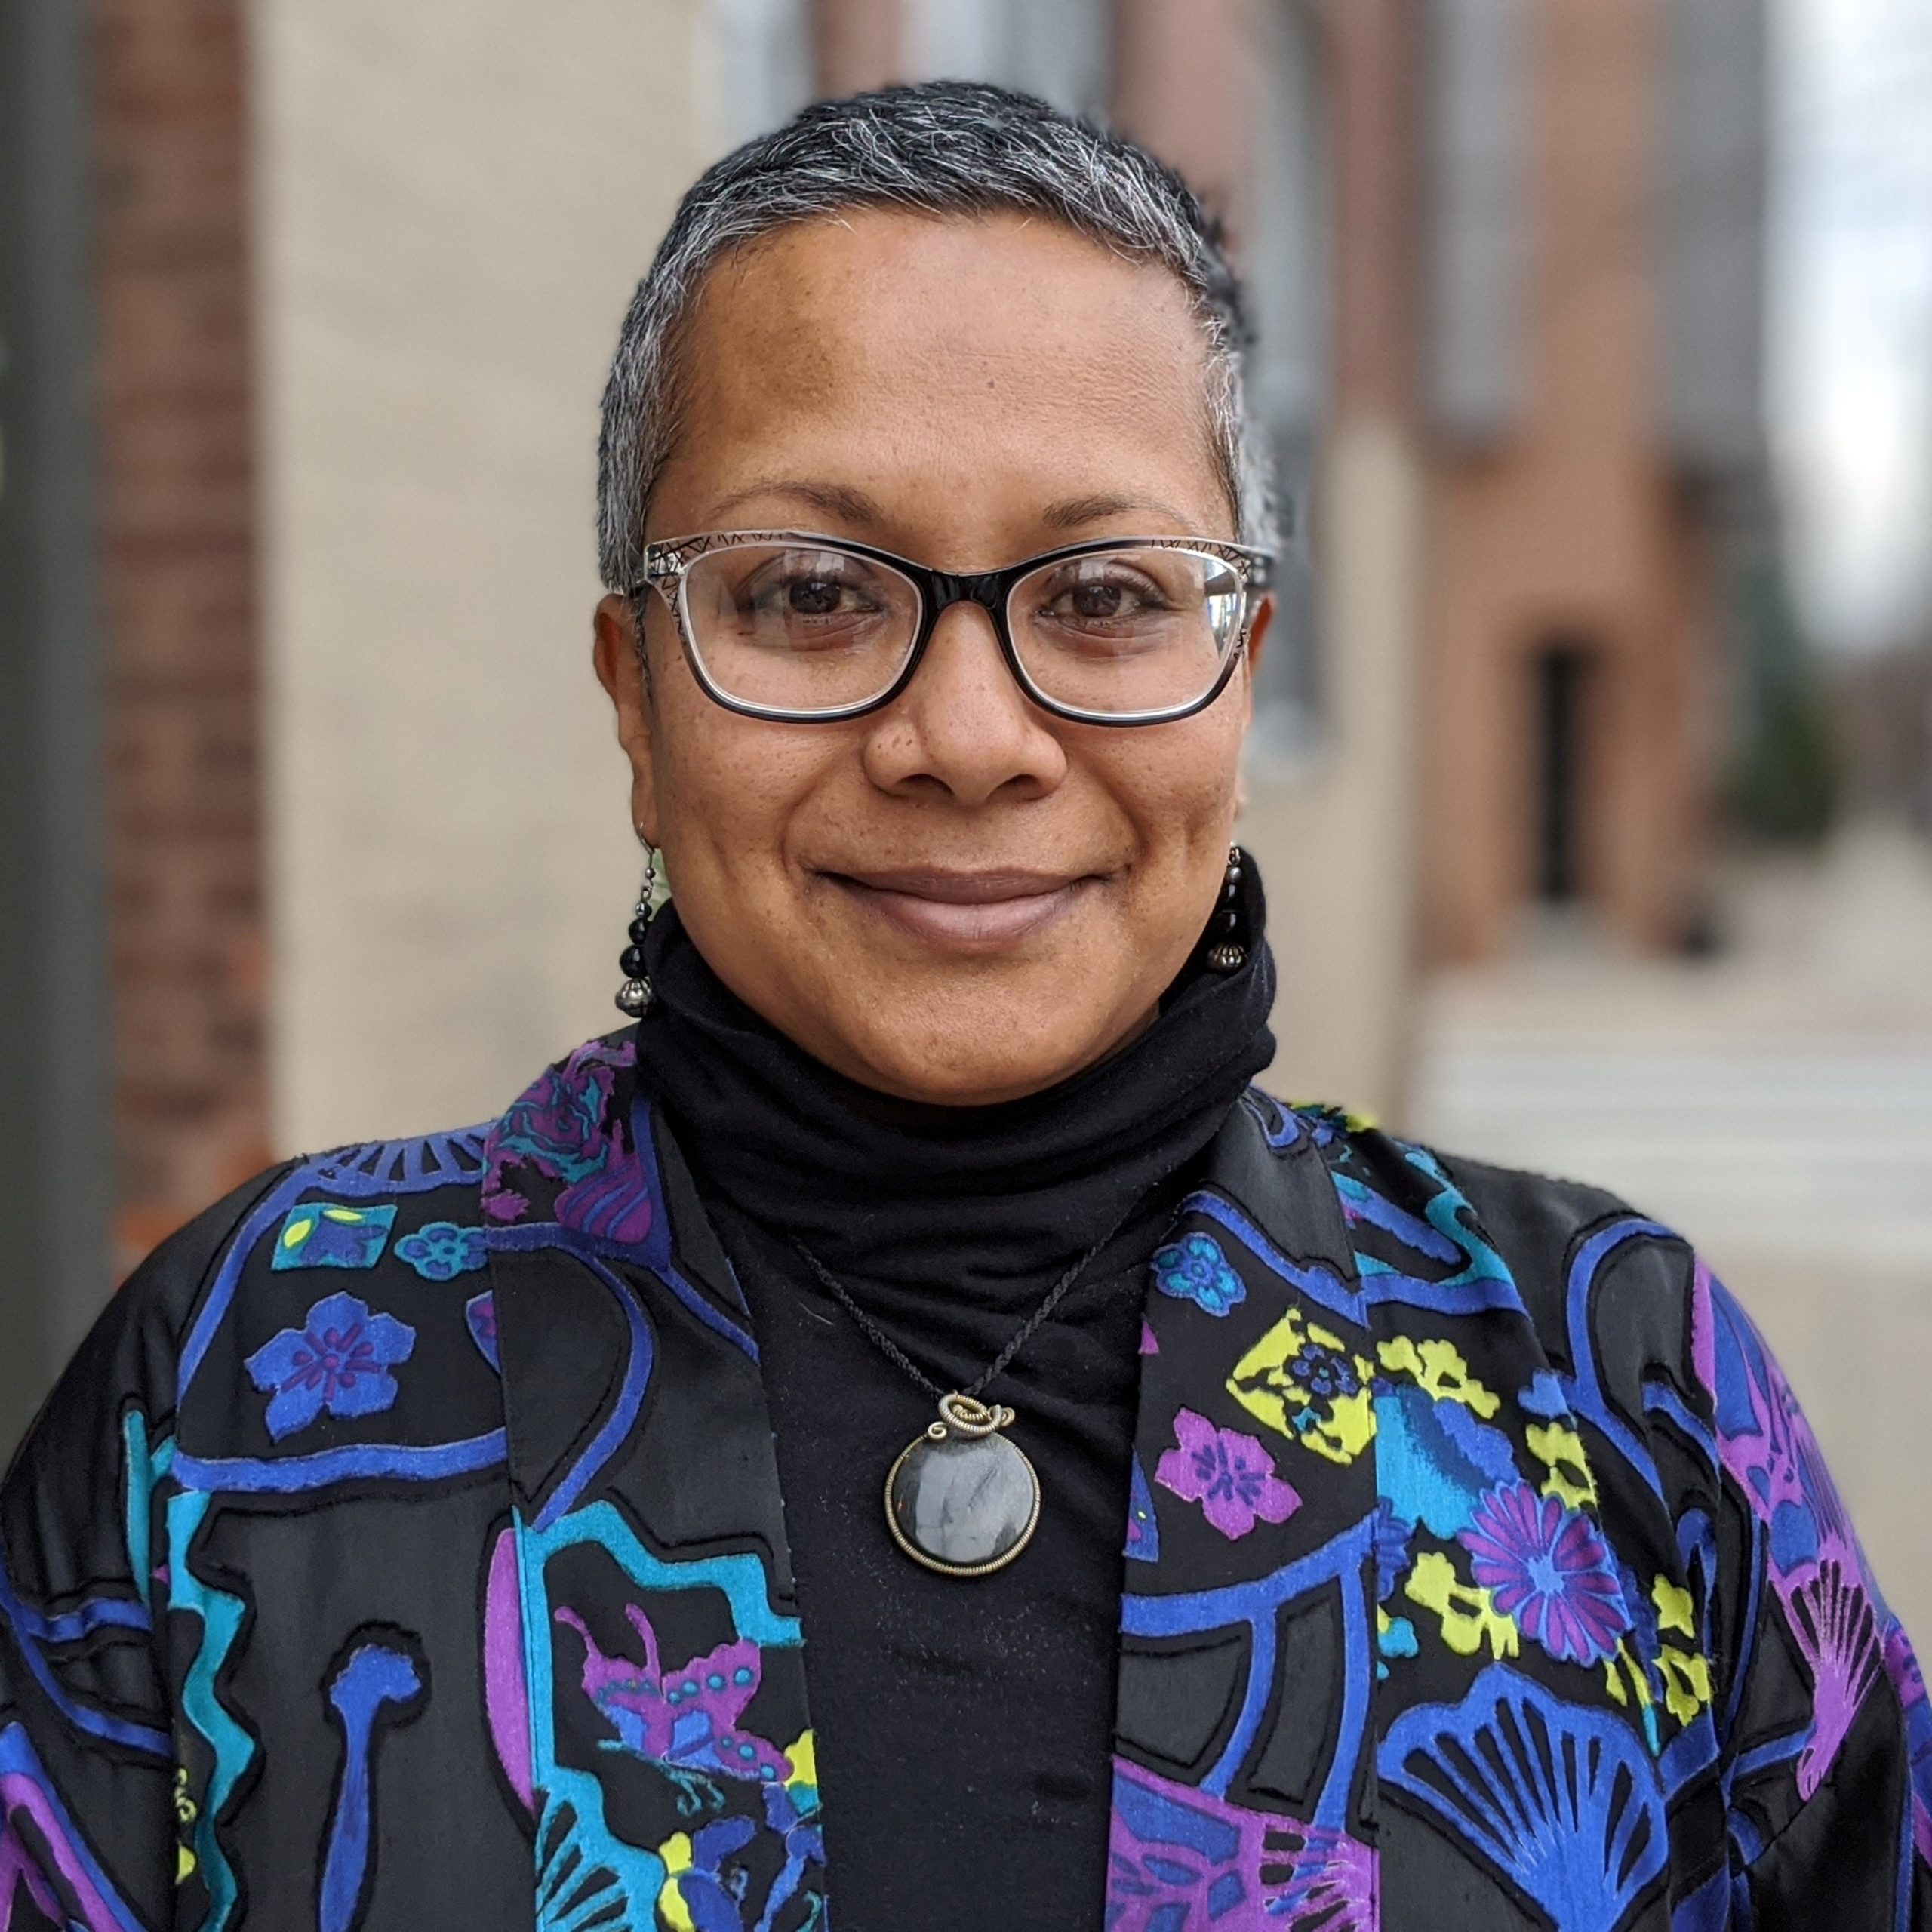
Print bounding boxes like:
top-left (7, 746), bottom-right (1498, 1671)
top-left (1243, 417), bottom-right (1428, 1128)
top-left (254, 0), bottom-right (710, 1151)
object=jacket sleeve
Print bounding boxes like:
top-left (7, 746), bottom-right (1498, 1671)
top-left (0, 1170), bottom-right (285, 1931)
top-left (1699, 1266), bottom-right (1932, 1924)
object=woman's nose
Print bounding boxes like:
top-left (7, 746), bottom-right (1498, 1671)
top-left (861, 599), bottom-right (1067, 805)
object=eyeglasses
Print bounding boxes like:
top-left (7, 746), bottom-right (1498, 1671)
top-left (630, 529), bottom-right (1273, 726)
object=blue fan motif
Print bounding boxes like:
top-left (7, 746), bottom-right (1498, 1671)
top-left (533, 1795), bottom-right (657, 1932)
top-left (309, 1126), bottom-right (491, 1196)
top-left (1378, 1664), bottom-right (1666, 1932)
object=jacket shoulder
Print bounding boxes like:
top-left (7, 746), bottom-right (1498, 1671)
top-left (1311, 1118), bottom-right (1698, 1367)
top-left (150, 1125), bottom-right (501, 1466)
top-left (3, 1161), bottom-right (299, 1520)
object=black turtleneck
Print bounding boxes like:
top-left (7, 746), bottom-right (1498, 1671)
top-left (633, 869), bottom-right (1275, 1932)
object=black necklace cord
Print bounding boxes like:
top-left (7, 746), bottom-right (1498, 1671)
top-left (791, 1191), bottom-right (1146, 1407)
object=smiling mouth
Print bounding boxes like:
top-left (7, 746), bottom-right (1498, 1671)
top-left (820, 868), bottom-right (1099, 946)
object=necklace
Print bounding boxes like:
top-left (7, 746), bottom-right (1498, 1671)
top-left (792, 1213), bottom-right (1136, 1580)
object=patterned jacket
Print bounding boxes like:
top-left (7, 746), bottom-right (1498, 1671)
top-left (2, 1029), bottom-right (1927, 1930)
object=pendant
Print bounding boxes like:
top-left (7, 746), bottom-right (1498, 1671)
top-left (884, 1392), bottom-right (1041, 1577)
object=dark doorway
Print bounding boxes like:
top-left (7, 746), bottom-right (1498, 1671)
top-left (1534, 643), bottom-right (1592, 902)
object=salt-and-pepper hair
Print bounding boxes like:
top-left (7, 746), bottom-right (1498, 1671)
top-left (595, 79), bottom-right (1275, 593)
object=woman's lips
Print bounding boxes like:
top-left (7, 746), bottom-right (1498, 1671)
top-left (823, 869), bottom-right (1094, 946)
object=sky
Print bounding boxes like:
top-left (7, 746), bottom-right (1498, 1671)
top-left (1770, 0), bottom-right (1932, 652)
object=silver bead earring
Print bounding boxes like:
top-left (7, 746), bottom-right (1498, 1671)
top-left (1202, 845), bottom-right (1247, 974)
top-left (614, 839), bottom-right (660, 1018)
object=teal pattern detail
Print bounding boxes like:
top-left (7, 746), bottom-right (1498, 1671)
top-left (1151, 1232), bottom-right (1247, 1317)
top-left (1337, 1146), bottom-right (1515, 1296)
top-left (393, 1221), bottom-right (487, 1281)
top-left (269, 1201), bottom-right (398, 1272)
top-left (1374, 1383), bottom-right (1517, 1540)
top-left (166, 1488), bottom-right (253, 1932)
top-left (514, 1503), bottom-right (805, 1929)
top-left (1380, 1616), bottom-right (1419, 1660)
top-left (121, 1411), bottom-right (174, 1614)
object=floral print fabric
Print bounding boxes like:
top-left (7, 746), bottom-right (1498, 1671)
top-left (1112, 1103), bottom-right (1932, 1928)
top-left (242, 1290), bottom-right (416, 1441)
top-left (1154, 1409), bottom-right (1300, 1540)
top-left (0, 1038), bottom-right (1927, 1930)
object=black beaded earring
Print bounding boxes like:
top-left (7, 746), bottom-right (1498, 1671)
top-left (614, 841), bottom-right (660, 1018)
top-left (1202, 844), bottom-right (1247, 973)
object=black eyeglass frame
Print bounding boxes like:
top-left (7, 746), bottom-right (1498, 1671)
top-left (627, 528), bottom-right (1275, 727)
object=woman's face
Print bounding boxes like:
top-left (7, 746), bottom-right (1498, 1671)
top-left (595, 211), bottom-right (1269, 1106)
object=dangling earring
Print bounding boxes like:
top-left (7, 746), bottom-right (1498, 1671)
top-left (614, 838), bottom-right (660, 1017)
top-left (1202, 844), bottom-right (1247, 974)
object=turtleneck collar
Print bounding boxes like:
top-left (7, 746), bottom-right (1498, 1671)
top-left (632, 859), bottom-right (1276, 1307)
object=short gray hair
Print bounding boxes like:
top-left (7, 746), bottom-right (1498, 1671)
top-left (596, 80), bottom-right (1275, 592)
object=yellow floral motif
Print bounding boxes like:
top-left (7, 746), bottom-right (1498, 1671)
top-left (1227, 1309), bottom-right (1377, 1465)
top-left (1604, 1641), bottom-right (1658, 1726)
top-left (1652, 1576), bottom-right (1697, 1640)
top-left (656, 1832), bottom-right (697, 1932)
top-left (1405, 1551), bottom-right (1520, 1660)
top-left (1658, 1647), bottom-right (1713, 1726)
top-left (1375, 1336), bottom-right (1500, 1417)
top-left (173, 1768), bottom-right (198, 1886)
top-left (784, 1729), bottom-right (817, 1794)
top-left (1525, 1421), bottom-right (1598, 1510)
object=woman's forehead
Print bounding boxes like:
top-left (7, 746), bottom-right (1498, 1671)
top-left (658, 209), bottom-right (1230, 540)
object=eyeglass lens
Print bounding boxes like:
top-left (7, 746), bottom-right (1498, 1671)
top-left (675, 541), bottom-right (1247, 718)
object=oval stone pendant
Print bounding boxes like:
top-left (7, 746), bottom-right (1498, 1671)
top-left (885, 1392), bottom-right (1041, 1577)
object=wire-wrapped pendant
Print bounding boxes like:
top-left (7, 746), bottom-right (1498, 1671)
top-left (884, 1392), bottom-right (1040, 1577)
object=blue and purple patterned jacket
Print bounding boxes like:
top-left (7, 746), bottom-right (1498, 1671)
top-left (2, 1029), bottom-right (1928, 1929)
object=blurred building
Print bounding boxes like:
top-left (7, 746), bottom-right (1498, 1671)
top-left (1, 0), bottom-right (719, 1448)
top-left (1423, 0), bottom-right (1769, 961)
top-left (0, 0), bottom-right (1770, 1452)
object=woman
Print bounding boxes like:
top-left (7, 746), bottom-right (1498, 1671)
top-left (2, 82), bottom-right (1926, 1932)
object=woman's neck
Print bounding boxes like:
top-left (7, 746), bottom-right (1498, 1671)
top-left (631, 866), bottom-right (1276, 1306)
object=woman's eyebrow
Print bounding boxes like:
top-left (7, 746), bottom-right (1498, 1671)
top-left (706, 478), bottom-right (886, 526)
top-left (1041, 491), bottom-right (1194, 531)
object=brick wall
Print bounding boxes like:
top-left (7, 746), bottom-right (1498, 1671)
top-left (93, 0), bottom-right (269, 1272)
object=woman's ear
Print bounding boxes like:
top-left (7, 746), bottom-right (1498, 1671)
top-left (593, 594), bottom-right (661, 846)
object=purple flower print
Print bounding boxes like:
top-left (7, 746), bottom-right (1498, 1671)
top-left (1155, 1408), bottom-right (1300, 1540)
top-left (1460, 1483), bottom-right (1632, 1666)
top-left (245, 1291), bottom-right (417, 1442)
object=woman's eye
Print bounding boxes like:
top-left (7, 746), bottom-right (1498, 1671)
top-left (1045, 574), bottom-right (1164, 624)
top-left (742, 571), bottom-right (875, 620)
top-left (1069, 582), bottom-right (1129, 620)
top-left (785, 577), bottom-right (847, 616)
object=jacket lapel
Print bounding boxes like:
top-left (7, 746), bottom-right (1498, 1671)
top-left (485, 1034), bottom-right (825, 1932)
top-left (1108, 1091), bottom-right (1694, 1930)
top-left (1108, 1093), bottom-right (1382, 1927)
